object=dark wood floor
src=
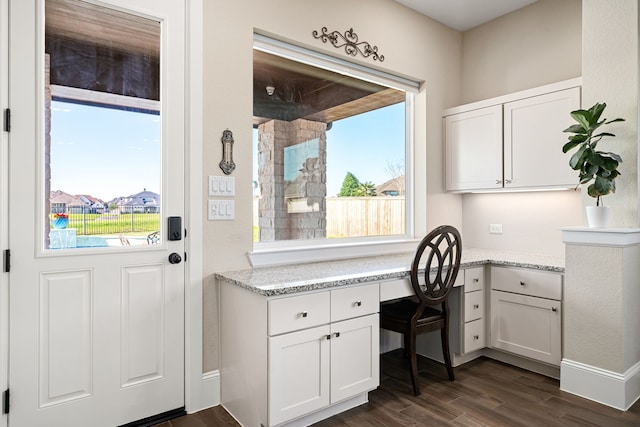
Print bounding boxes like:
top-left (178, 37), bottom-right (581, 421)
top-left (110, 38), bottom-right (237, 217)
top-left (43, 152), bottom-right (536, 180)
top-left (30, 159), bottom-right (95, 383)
top-left (161, 350), bottom-right (640, 426)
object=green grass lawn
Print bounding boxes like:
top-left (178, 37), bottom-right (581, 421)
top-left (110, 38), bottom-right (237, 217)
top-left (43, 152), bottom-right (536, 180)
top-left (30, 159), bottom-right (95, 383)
top-left (52, 212), bottom-right (160, 236)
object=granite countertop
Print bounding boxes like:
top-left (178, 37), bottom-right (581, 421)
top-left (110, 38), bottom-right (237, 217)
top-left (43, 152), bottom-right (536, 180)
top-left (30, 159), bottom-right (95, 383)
top-left (214, 248), bottom-right (565, 297)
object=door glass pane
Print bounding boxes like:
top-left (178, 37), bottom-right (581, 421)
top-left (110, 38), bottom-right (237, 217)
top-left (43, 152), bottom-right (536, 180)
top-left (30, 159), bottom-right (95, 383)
top-left (44, 0), bottom-right (161, 250)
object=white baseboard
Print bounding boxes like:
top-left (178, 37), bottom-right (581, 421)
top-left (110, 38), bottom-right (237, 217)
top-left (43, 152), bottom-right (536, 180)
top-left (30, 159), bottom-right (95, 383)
top-left (561, 359), bottom-right (640, 411)
top-left (281, 393), bottom-right (368, 427)
top-left (195, 370), bottom-right (220, 413)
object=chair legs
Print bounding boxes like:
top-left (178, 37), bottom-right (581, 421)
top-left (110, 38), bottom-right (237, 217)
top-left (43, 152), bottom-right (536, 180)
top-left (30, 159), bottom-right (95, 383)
top-left (406, 332), bottom-right (420, 396)
top-left (440, 321), bottom-right (455, 381)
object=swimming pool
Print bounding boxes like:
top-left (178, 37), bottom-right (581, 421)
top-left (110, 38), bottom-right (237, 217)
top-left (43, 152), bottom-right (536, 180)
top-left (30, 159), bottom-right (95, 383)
top-left (76, 236), bottom-right (109, 247)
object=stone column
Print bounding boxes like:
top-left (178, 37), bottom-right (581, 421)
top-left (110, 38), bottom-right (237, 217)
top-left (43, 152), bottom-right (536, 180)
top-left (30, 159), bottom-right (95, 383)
top-left (257, 119), bottom-right (327, 241)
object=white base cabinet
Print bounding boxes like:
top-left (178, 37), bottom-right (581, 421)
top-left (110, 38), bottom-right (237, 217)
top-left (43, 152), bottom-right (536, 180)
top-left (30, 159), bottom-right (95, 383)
top-left (221, 281), bottom-right (379, 427)
top-left (268, 314), bottom-right (379, 426)
top-left (489, 266), bottom-right (562, 366)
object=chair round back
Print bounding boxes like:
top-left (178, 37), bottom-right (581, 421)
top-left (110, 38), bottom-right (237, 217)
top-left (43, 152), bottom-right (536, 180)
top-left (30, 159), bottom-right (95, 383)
top-left (410, 225), bottom-right (462, 306)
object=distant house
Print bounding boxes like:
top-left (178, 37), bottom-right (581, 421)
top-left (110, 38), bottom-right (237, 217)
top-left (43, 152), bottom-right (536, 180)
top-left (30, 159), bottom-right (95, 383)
top-left (109, 189), bottom-right (160, 213)
top-left (50, 190), bottom-right (105, 214)
top-left (376, 175), bottom-right (405, 196)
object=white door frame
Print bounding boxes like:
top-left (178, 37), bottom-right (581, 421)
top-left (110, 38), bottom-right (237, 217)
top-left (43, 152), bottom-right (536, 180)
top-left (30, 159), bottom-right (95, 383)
top-left (184, 0), bottom-right (206, 414)
top-left (0, 0), bottom-right (9, 425)
top-left (0, 0), bottom-right (206, 423)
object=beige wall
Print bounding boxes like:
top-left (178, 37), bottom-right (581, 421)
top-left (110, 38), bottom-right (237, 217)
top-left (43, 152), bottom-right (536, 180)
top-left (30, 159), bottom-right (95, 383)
top-left (460, 0), bottom-right (584, 256)
top-left (581, 0), bottom-right (639, 227)
top-left (201, 0), bottom-right (463, 372)
top-left (462, 191), bottom-right (582, 257)
top-left (460, 0), bottom-right (582, 104)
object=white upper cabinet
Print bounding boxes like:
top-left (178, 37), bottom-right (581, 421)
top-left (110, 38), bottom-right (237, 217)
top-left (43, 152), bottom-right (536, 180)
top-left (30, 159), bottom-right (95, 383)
top-left (504, 87), bottom-right (581, 189)
top-left (444, 78), bottom-right (581, 192)
top-left (445, 105), bottom-right (503, 191)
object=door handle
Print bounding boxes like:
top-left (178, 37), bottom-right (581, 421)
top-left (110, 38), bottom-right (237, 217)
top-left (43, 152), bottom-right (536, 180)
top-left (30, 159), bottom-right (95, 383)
top-left (168, 253), bottom-right (182, 264)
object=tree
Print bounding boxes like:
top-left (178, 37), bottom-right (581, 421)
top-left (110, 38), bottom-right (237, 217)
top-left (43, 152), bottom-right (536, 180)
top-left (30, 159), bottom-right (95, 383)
top-left (354, 182), bottom-right (377, 196)
top-left (339, 172), bottom-right (361, 196)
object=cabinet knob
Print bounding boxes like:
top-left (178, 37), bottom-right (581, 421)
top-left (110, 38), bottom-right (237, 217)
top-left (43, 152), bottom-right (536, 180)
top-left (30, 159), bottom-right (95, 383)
top-left (300, 311), bottom-right (308, 318)
top-left (551, 307), bottom-right (558, 312)
top-left (334, 332), bottom-right (341, 338)
top-left (520, 281), bottom-right (526, 287)
top-left (473, 304), bottom-right (479, 309)
top-left (355, 301), bottom-right (362, 307)
top-left (496, 179), bottom-right (502, 184)
top-left (325, 334), bottom-right (331, 340)
top-left (474, 335), bottom-right (479, 340)
top-left (473, 278), bottom-right (479, 283)
top-left (505, 179), bottom-right (512, 184)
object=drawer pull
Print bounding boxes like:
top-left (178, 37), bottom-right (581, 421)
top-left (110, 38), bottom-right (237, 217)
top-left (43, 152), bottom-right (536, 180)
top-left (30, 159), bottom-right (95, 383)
top-left (334, 332), bottom-right (341, 338)
top-left (473, 335), bottom-right (479, 340)
top-left (473, 304), bottom-right (479, 309)
top-left (473, 278), bottom-right (479, 283)
top-left (520, 281), bottom-right (526, 287)
top-left (355, 301), bottom-right (362, 307)
top-left (551, 307), bottom-right (558, 312)
top-left (300, 311), bottom-right (308, 318)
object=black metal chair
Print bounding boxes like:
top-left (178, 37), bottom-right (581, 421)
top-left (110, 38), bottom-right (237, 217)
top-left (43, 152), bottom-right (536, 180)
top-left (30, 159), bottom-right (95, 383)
top-left (380, 225), bottom-right (462, 395)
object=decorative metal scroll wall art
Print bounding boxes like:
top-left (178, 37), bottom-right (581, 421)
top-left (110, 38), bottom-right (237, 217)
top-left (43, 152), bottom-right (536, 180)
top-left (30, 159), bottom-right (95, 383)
top-left (219, 129), bottom-right (236, 175)
top-left (312, 27), bottom-right (384, 62)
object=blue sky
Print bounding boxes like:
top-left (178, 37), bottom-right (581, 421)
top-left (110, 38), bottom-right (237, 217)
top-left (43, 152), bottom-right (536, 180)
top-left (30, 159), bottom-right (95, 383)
top-left (326, 103), bottom-right (405, 196)
top-left (50, 100), bottom-right (160, 202)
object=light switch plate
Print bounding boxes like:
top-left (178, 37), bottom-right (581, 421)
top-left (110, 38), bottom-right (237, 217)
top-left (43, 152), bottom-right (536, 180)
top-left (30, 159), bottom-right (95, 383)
top-left (208, 176), bottom-right (235, 196)
top-left (208, 200), bottom-right (235, 220)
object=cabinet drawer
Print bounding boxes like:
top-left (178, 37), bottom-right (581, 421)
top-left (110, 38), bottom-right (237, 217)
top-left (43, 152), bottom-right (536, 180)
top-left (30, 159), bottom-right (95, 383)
top-left (465, 267), bottom-right (484, 293)
top-left (464, 290), bottom-right (484, 322)
top-left (463, 318), bottom-right (485, 353)
top-left (491, 266), bottom-right (562, 300)
top-left (331, 283), bottom-right (379, 322)
top-left (379, 279), bottom-right (412, 302)
top-left (269, 292), bottom-right (330, 336)
top-left (379, 271), bottom-right (464, 302)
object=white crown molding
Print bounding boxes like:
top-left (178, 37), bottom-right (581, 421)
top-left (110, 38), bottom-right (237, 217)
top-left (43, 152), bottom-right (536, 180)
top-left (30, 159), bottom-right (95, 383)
top-left (561, 227), bottom-right (640, 247)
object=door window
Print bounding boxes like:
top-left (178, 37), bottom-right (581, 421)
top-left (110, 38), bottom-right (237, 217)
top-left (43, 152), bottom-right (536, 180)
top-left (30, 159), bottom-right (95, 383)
top-left (44, 0), bottom-right (161, 250)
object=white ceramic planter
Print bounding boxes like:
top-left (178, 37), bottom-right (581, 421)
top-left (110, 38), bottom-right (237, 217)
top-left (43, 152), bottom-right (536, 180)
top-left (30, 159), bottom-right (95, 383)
top-left (586, 206), bottom-right (610, 228)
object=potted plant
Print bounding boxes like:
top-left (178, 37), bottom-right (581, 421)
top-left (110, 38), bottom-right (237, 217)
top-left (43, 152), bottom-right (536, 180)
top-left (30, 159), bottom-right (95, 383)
top-left (562, 102), bottom-right (625, 228)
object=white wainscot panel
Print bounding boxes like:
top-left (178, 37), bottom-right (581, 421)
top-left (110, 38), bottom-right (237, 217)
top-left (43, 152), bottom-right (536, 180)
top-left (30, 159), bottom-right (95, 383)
top-left (39, 269), bottom-right (93, 407)
top-left (121, 264), bottom-right (165, 387)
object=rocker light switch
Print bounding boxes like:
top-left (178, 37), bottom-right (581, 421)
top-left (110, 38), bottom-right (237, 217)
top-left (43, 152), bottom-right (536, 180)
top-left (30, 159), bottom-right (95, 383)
top-left (208, 200), bottom-right (234, 220)
top-left (209, 176), bottom-right (235, 196)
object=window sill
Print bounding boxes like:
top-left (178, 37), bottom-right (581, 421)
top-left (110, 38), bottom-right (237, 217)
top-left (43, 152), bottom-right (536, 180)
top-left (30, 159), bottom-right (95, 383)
top-left (247, 238), bottom-right (420, 268)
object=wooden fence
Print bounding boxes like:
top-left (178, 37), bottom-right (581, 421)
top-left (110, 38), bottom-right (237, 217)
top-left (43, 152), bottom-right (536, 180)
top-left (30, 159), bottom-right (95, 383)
top-left (326, 196), bottom-right (405, 238)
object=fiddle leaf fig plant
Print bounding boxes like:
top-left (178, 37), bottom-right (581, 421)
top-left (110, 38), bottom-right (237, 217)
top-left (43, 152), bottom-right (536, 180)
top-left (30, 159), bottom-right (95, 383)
top-left (562, 102), bottom-right (625, 206)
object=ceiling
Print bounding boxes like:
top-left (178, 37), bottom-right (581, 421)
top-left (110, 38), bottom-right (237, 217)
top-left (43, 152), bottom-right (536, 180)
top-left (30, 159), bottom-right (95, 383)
top-left (253, 50), bottom-right (404, 127)
top-left (393, 0), bottom-right (539, 31)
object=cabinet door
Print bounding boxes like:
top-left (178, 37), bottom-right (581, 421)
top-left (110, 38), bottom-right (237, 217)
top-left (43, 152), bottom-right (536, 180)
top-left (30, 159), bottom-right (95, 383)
top-left (504, 87), bottom-right (580, 188)
top-left (490, 290), bottom-right (561, 365)
top-left (445, 105), bottom-right (503, 191)
top-left (330, 314), bottom-right (379, 403)
top-left (268, 325), bottom-right (331, 426)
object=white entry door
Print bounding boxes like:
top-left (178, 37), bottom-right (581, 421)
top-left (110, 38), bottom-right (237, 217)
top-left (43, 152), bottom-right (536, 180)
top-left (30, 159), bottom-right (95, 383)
top-left (8, 0), bottom-right (186, 426)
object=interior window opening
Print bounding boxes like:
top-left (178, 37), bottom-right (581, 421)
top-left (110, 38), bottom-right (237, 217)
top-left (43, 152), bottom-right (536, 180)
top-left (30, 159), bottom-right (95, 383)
top-left (253, 44), bottom-right (411, 244)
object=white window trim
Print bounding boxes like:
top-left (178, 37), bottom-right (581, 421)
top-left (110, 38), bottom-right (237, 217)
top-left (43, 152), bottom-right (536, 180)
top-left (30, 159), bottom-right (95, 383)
top-left (250, 35), bottom-right (420, 267)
